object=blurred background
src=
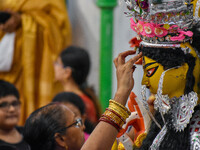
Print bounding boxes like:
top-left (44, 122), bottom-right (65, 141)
top-left (67, 0), bottom-right (142, 110)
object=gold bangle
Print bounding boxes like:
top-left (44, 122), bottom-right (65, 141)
top-left (102, 115), bottom-right (124, 129)
top-left (103, 110), bottom-right (125, 128)
top-left (109, 105), bottom-right (129, 119)
top-left (109, 102), bottom-right (129, 116)
top-left (104, 110), bottom-right (124, 123)
top-left (108, 104), bottom-right (129, 120)
top-left (99, 116), bottom-right (121, 131)
top-left (109, 103), bottom-right (129, 115)
top-left (106, 108), bottom-right (126, 123)
top-left (104, 110), bottom-right (124, 127)
top-left (109, 100), bottom-right (131, 115)
top-left (100, 99), bottom-right (131, 130)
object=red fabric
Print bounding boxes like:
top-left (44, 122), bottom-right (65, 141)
top-left (79, 94), bottom-right (97, 123)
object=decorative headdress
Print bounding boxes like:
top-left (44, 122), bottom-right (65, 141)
top-left (124, 0), bottom-right (200, 47)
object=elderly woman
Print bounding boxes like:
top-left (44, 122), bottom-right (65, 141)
top-left (24, 103), bottom-right (85, 150)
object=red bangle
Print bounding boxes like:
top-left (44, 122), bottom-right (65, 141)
top-left (101, 114), bottom-right (123, 128)
top-left (99, 116), bottom-right (120, 131)
top-left (106, 108), bottom-right (126, 123)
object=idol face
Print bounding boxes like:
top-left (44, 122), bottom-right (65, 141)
top-left (142, 56), bottom-right (188, 98)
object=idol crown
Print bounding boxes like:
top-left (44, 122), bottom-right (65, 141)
top-left (124, 0), bottom-right (200, 44)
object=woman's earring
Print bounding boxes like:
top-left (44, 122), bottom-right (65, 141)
top-left (65, 145), bottom-right (68, 150)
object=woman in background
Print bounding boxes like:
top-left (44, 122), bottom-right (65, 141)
top-left (54, 46), bottom-right (101, 132)
top-left (0, 0), bottom-right (72, 124)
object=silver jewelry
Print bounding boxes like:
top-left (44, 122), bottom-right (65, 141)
top-left (190, 110), bottom-right (200, 150)
top-left (154, 67), bottom-right (198, 131)
top-left (154, 69), bottom-right (171, 114)
top-left (123, 0), bottom-right (199, 45)
top-left (141, 85), bottom-right (150, 111)
top-left (171, 92), bottom-right (198, 132)
top-left (194, 0), bottom-right (200, 23)
top-left (150, 124), bottom-right (168, 150)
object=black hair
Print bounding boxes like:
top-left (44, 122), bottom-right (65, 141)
top-left (52, 92), bottom-right (85, 115)
top-left (24, 103), bottom-right (67, 150)
top-left (0, 80), bottom-right (19, 99)
top-left (191, 24), bottom-right (200, 53)
top-left (0, 145), bottom-right (17, 150)
top-left (52, 92), bottom-right (95, 134)
top-left (60, 46), bottom-right (90, 85)
top-left (140, 46), bottom-right (196, 95)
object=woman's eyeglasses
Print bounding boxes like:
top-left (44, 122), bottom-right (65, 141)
top-left (0, 101), bottom-right (21, 111)
top-left (57, 118), bottom-right (83, 133)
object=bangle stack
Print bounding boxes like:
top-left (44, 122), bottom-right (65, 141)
top-left (99, 99), bottom-right (131, 131)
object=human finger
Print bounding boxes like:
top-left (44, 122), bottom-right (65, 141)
top-left (118, 50), bottom-right (136, 66)
top-left (2, 21), bottom-right (10, 32)
top-left (133, 52), bottom-right (142, 63)
top-left (126, 52), bottom-right (142, 68)
top-left (2, 16), bottom-right (16, 33)
top-left (2, 24), bottom-right (8, 32)
top-left (113, 57), bottom-right (118, 68)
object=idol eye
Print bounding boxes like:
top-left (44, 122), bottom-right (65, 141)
top-left (146, 66), bottom-right (158, 77)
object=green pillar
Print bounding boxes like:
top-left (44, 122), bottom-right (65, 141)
top-left (97, 0), bottom-right (117, 110)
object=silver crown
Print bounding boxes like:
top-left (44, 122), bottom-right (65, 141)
top-left (124, 0), bottom-right (200, 44)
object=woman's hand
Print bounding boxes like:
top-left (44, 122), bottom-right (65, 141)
top-left (113, 50), bottom-right (142, 105)
top-left (0, 11), bottom-right (21, 33)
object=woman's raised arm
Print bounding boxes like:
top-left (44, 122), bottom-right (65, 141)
top-left (81, 50), bottom-right (142, 150)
